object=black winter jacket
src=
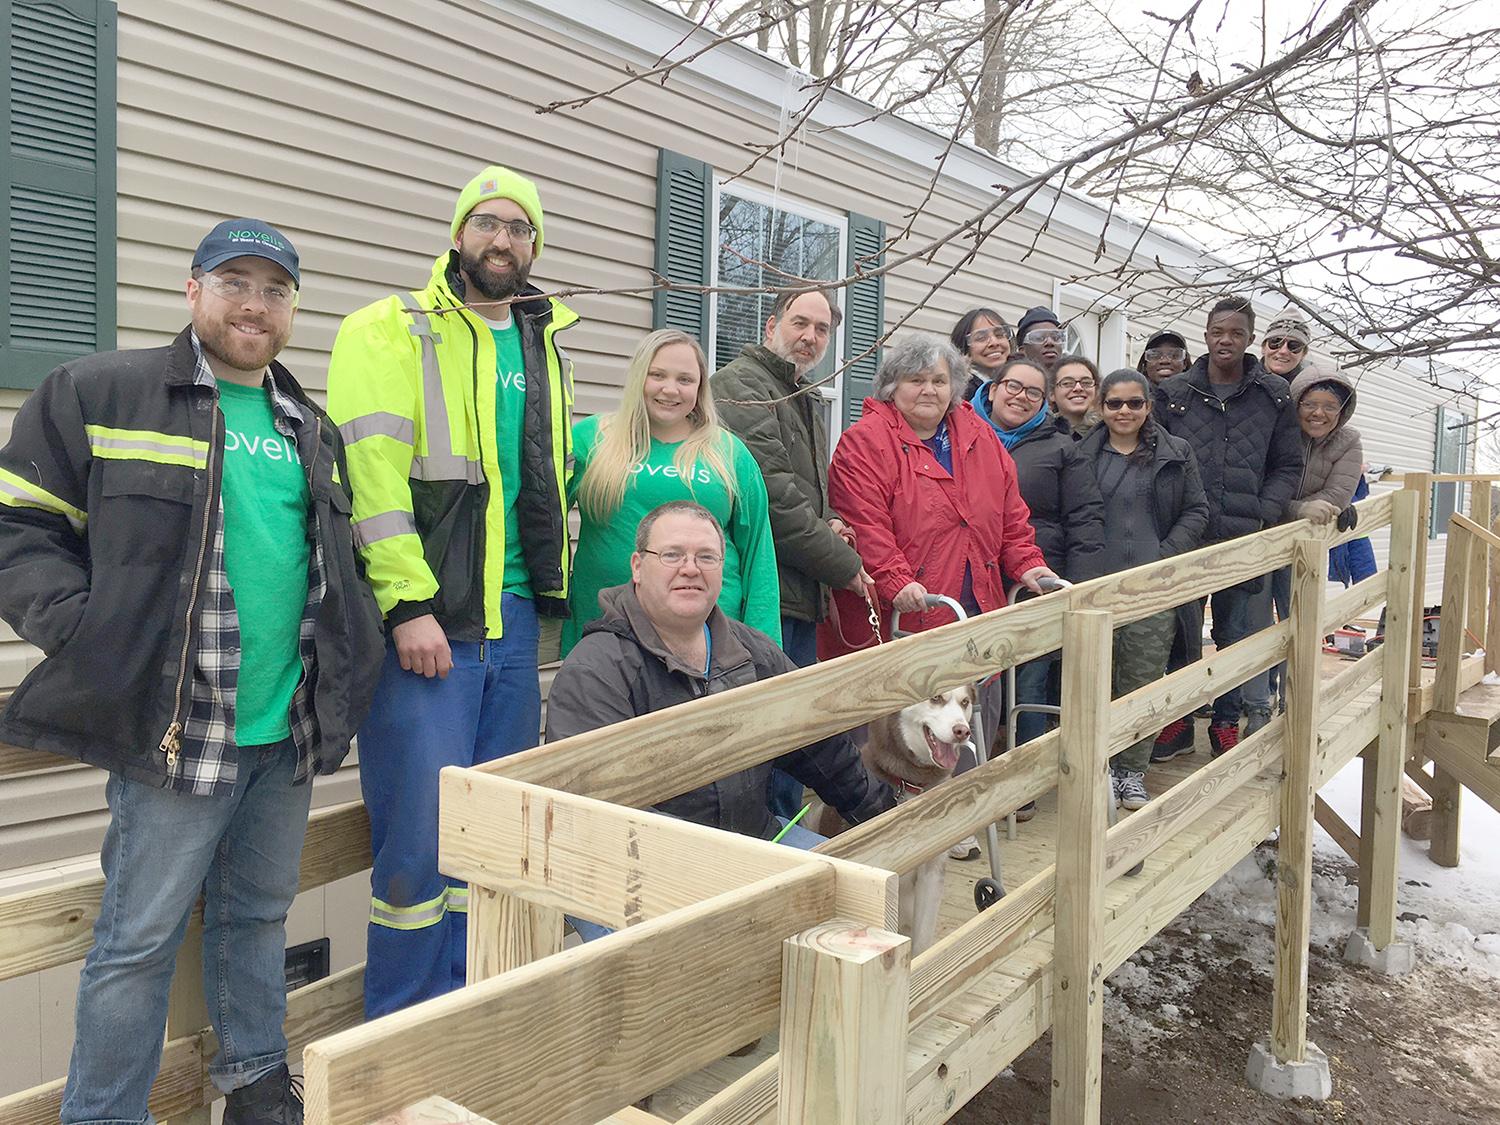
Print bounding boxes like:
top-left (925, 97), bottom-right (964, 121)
top-left (544, 583), bottom-right (895, 839)
top-left (0, 329), bottom-right (385, 785)
top-left (1153, 356), bottom-right (1303, 544)
top-left (1076, 424), bottom-right (1210, 567)
top-left (1006, 416), bottom-right (1107, 581)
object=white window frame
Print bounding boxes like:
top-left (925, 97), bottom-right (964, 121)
top-left (708, 178), bottom-right (849, 426)
top-left (1052, 280), bottom-right (1129, 370)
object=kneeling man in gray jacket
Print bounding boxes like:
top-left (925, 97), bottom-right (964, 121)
top-left (545, 499), bottom-right (895, 846)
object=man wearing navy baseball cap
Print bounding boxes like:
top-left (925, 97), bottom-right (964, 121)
top-left (0, 219), bottom-right (383, 1124)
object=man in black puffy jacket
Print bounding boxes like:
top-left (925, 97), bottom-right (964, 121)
top-left (1152, 295), bottom-right (1303, 757)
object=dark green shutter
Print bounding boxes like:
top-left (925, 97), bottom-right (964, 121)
top-left (1, 0), bottom-right (117, 391)
top-left (652, 149), bottom-right (712, 341)
top-left (841, 211), bottom-right (885, 429)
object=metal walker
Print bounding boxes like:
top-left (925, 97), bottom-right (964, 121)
top-left (896, 577), bottom-right (1137, 915)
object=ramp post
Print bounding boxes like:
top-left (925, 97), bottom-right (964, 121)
top-left (777, 922), bottom-right (910, 1125)
top-left (1050, 609), bottom-right (1113, 1125)
top-left (1250, 539), bottom-right (1332, 1100)
top-left (1347, 489), bottom-right (1421, 974)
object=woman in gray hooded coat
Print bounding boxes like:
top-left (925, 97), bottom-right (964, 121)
top-left (1243, 366), bottom-right (1363, 724)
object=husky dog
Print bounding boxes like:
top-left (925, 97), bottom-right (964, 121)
top-left (813, 685), bottom-right (975, 953)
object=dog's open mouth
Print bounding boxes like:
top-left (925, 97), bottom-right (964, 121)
top-left (923, 725), bottom-right (960, 770)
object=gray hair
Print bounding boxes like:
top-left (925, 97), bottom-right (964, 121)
top-left (871, 335), bottom-right (965, 403)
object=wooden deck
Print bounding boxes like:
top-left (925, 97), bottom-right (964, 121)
top-left (646, 655), bottom-right (1385, 1121)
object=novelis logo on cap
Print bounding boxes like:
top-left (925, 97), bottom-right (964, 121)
top-left (192, 218), bottom-right (301, 287)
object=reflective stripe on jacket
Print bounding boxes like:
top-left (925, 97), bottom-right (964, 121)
top-left (327, 252), bottom-right (577, 639)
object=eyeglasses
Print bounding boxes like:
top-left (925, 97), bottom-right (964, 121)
top-left (1055, 376), bottom-right (1096, 392)
top-left (996, 377), bottom-right (1045, 404)
top-left (968, 326), bottom-right (1013, 346)
top-left (1024, 329), bottom-right (1067, 345)
top-left (199, 273), bottom-right (297, 311)
top-left (1143, 347), bottom-right (1185, 362)
top-left (641, 548), bottom-right (724, 569)
top-left (466, 214), bottom-right (537, 242)
top-left (1103, 397), bottom-right (1148, 411)
top-left (1297, 400), bottom-right (1339, 416)
top-left (1265, 337), bottom-right (1307, 353)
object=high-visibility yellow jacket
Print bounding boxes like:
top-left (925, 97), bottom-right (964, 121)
top-left (327, 252), bottom-right (577, 640)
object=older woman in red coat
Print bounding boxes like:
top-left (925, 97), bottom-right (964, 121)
top-left (820, 334), bottom-right (1057, 657)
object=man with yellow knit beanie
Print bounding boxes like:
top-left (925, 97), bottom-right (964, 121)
top-left (327, 166), bottom-right (578, 1016)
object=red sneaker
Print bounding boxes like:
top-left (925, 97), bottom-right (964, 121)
top-left (1208, 721), bottom-right (1240, 758)
top-left (1151, 718), bottom-right (1195, 762)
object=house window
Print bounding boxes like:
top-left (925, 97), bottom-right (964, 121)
top-left (710, 184), bottom-right (847, 418)
top-left (1431, 405), bottom-right (1470, 538)
top-left (1052, 282), bottom-right (1127, 369)
top-left (2, 0), bottom-right (117, 391)
top-left (652, 149), bottom-right (885, 434)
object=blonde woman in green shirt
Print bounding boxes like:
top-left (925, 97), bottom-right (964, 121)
top-left (566, 329), bottom-right (781, 656)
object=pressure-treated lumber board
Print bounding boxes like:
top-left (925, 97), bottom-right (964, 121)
top-left (1313, 796), bottom-right (1360, 862)
top-left (1, 963), bottom-right (364, 1125)
top-left (439, 768), bottom-right (896, 930)
top-left (478, 493), bottom-right (1393, 809)
top-left (165, 919), bottom-right (211, 1125)
top-left (304, 866), bottom-right (837, 1125)
top-left (1435, 520), bottom-right (1472, 714)
top-left (1465, 487), bottom-right (1491, 644)
top-left (466, 884), bottom-right (563, 982)
top-left (817, 731), bottom-right (1058, 876)
top-left (0, 799), bottom-right (372, 982)
top-left (1487, 505), bottom-right (1500, 675)
top-left (1366, 488), bottom-right (1421, 947)
top-left (1321, 570), bottom-right (1388, 636)
top-left (1270, 539), bottom-right (1328, 1064)
top-left (1424, 725), bottom-right (1500, 817)
top-left (0, 740), bottom-right (67, 778)
top-left (477, 592), bottom-right (1066, 805)
top-left (776, 923), bottom-right (910, 1124)
top-left (1050, 610), bottom-right (1112, 1125)
top-left (1107, 623), bottom-right (1287, 756)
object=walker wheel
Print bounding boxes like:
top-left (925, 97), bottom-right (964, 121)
top-left (974, 878), bottom-right (1003, 911)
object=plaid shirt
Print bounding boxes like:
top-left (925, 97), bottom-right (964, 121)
top-left (171, 334), bottom-right (326, 795)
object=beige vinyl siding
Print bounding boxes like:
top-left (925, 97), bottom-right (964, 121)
top-left (0, 0), bottom-right (1480, 864)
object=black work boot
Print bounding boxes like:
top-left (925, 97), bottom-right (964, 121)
top-left (224, 1064), bottom-right (303, 1125)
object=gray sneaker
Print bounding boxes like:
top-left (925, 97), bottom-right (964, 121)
top-left (1244, 708), bottom-right (1272, 737)
top-left (1116, 770), bottom-right (1150, 811)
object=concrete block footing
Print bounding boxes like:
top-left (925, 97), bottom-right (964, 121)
top-left (1245, 1039), bottom-right (1332, 1101)
top-left (1343, 928), bottom-right (1416, 975)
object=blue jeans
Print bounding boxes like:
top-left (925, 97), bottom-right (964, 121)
top-left (1243, 567), bottom-right (1292, 714)
top-left (1013, 656), bottom-right (1057, 746)
top-left (63, 740), bottom-right (311, 1125)
top-left (360, 593), bottom-right (541, 1019)
top-left (1208, 584), bottom-right (1253, 724)
top-left (570, 817), bottom-right (825, 943)
top-left (768, 616), bottom-right (820, 818)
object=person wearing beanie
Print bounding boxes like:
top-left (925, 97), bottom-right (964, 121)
top-left (1150, 294), bottom-right (1303, 761)
top-left (327, 166), bottom-right (580, 1017)
top-left (1261, 307), bottom-right (1311, 378)
top-left (1017, 305), bottom-right (1067, 373)
top-left (0, 220), bottom-right (383, 1124)
top-left (1137, 328), bottom-right (1193, 384)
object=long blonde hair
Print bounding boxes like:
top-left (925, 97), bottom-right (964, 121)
top-left (576, 329), bottom-right (739, 520)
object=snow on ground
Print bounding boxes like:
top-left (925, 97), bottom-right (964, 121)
top-left (1105, 757), bottom-right (1500, 1050)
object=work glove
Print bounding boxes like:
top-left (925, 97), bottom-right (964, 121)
top-left (1336, 505), bottom-right (1358, 532)
top-left (1300, 499), bottom-right (1341, 525)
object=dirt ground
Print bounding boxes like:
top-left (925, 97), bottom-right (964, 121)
top-left (954, 846), bottom-right (1500, 1124)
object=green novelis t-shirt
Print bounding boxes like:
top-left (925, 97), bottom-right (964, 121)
top-left (489, 318), bottom-right (531, 596)
top-left (562, 414), bottom-right (782, 656)
top-left (216, 381), bottom-right (311, 746)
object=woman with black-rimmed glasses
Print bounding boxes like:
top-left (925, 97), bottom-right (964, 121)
top-left (1076, 369), bottom-right (1209, 809)
top-left (951, 307), bottom-right (1015, 402)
